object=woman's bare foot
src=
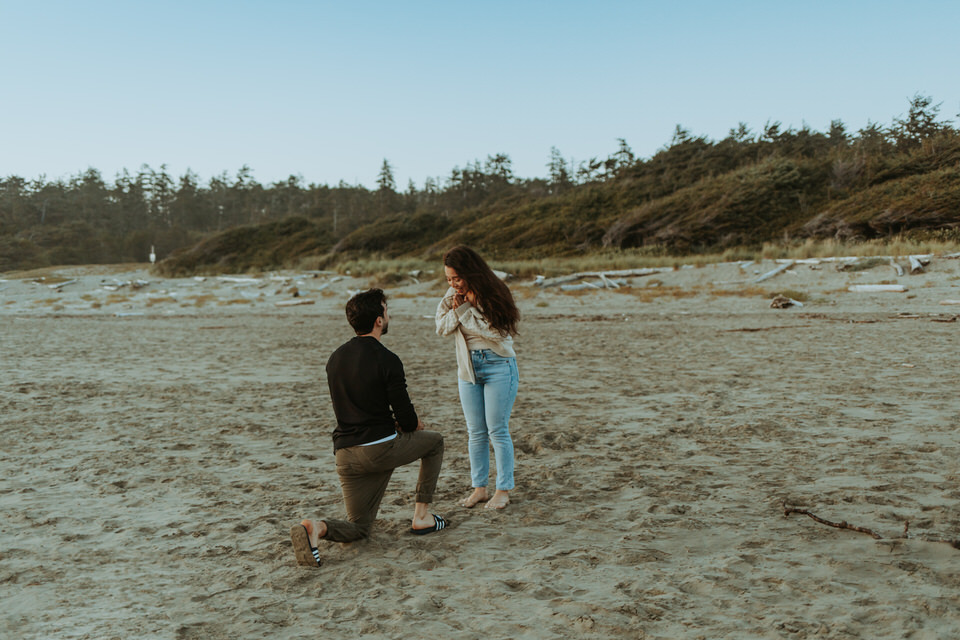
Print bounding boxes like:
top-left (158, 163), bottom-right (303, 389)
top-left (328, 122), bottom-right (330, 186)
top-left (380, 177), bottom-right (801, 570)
top-left (301, 518), bottom-right (327, 546)
top-left (484, 490), bottom-right (510, 510)
top-left (460, 488), bottom-right (489, 508)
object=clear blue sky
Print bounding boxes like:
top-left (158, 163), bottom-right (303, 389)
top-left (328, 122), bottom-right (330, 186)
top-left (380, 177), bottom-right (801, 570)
top-left (2, 1), bottom-right (958, 189)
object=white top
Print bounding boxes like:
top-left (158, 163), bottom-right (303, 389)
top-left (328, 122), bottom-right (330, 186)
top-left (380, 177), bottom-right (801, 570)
top-left (358, 432), bottom-right (398, 447)
top-left (435, 287), bottom-right (516, 383)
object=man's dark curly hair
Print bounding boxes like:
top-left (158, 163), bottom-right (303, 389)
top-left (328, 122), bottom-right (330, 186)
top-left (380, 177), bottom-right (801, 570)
top-left (345, 288), bottom-right (386, 334)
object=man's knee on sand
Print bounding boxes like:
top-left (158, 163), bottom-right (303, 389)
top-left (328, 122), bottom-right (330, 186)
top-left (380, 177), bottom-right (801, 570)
top-left (324, 517), bottom-right (375, 542)
top-left (352, 519), bottom-right (375, 540)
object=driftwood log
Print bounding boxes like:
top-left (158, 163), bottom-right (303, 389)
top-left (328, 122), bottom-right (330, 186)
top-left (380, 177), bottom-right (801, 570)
top-left (769, 295), bottom-right (803, 309)
top-left (908, 255), bottom-right (926, 274)
top-left (781, 502), bottom-right (960, 549)
top-left (848, 284), bottom-right (907, 293)
top-left (48, 279), bottom-right (78, 290)
top-left (536, 268), bottom-right (662, 288)
top-left (560, 282), bottom-right (602, 292)
top-left (275, 298), bottom-right (315, 307)
top-left (752, 261), bottom-right (794, 283)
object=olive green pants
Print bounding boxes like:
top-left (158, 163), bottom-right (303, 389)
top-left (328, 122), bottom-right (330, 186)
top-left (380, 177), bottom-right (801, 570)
top-left (322, 430), bottom-right (444, 543)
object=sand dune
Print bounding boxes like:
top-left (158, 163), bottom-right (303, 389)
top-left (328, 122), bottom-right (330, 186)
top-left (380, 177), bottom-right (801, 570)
top-left (3, 259), bottom-right (960, 639)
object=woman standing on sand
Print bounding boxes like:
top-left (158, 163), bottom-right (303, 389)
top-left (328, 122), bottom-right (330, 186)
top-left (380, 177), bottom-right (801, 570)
top-left (436, 246), bottom-right (520, 510)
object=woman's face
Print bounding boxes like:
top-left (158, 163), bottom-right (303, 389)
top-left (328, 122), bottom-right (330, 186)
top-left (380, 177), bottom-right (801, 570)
top-left (444, 265), bottom-right (468, 296)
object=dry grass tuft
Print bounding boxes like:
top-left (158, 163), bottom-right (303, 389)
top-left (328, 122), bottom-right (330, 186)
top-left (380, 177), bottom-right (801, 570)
top-left (838, 257), bottom-right (889, 272)
top-left (761, 238), bottom-right (960, 260)
top-left (333, 256), bottom-right (435, 277)
top-left (709, 285), bottom-right (768, 298)
top-left (512, 286), bottom-right (540, 300)
top-left (368, 272), bottom-right (410, 288)
top-left (555, 287), bottom-right (597, 298)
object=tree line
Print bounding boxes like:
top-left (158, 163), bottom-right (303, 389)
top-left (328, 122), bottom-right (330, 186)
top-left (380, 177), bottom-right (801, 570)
top-left (1, 94), bottom-right (956, 271)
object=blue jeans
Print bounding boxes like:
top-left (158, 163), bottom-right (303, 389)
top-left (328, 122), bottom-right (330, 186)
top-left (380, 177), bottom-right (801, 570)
top-left (458, 349), bottom-right (519, 491)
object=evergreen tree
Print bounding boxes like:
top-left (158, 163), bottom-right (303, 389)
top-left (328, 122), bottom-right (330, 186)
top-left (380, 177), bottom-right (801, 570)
top-left (547, 146), bottom-right (572, 192)
top-left (377, 159), bottom-right (396, 192)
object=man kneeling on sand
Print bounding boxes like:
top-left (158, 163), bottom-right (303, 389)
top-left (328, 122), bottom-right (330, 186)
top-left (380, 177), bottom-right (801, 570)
top-left (291, 288), bottom-right (447, 567)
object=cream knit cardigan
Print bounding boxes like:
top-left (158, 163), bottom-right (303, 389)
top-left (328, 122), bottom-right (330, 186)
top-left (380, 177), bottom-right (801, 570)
top-left (435, 287), bottom-right (516, 384)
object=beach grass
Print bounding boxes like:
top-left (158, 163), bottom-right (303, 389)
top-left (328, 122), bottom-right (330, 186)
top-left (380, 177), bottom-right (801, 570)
top-left (302, 238), bottom-right (960, 283)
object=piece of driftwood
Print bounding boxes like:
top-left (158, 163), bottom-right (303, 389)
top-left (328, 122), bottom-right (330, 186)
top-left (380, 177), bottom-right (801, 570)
top-left (44, 278), bottom-right (78, 290)
top-left (775, 257), bottom-right (859, 265)
top-left (889, 257), bottom-right (904, 276)
top-left (599, 273), bottom-right (619, 289)
top-left (101, 279), bottom-right (148, 291)
top-left (848, 284), bottom-right (907, 293)
top-left (561, 275), bottom-right (629, 291)
top-left (939, 299), bottom-right (960, 305)
top-left (560, 282), bottom-right (602, 292)
top-left (782, 502), bottom-right (883, 539)
top-left (275, 298), bottom-right (315, 307)
top-left (752, 261), bottom-right (794, 283)
top-left (218, 276), bottom-right (260, 284)
top-left (536, 268), bottom-right (662, 288)
top-left (908, 255), bottom-right (925, 274)
top-left (770, 295), bottom-right (803, 309)
top-left (782, 502), bottom-right (960, 549)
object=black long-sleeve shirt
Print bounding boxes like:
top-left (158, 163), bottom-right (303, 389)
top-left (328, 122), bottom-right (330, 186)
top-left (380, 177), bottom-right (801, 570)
top-left (325, 336), bottom-right (418, 451)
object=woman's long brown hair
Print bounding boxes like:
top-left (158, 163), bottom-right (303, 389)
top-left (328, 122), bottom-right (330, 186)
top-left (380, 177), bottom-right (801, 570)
top-left (443, 245), bottom-right (519, 336)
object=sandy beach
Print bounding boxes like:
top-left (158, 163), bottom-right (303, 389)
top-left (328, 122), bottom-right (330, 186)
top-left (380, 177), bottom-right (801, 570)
top-left (3, 257), bottom-right (960, 639)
